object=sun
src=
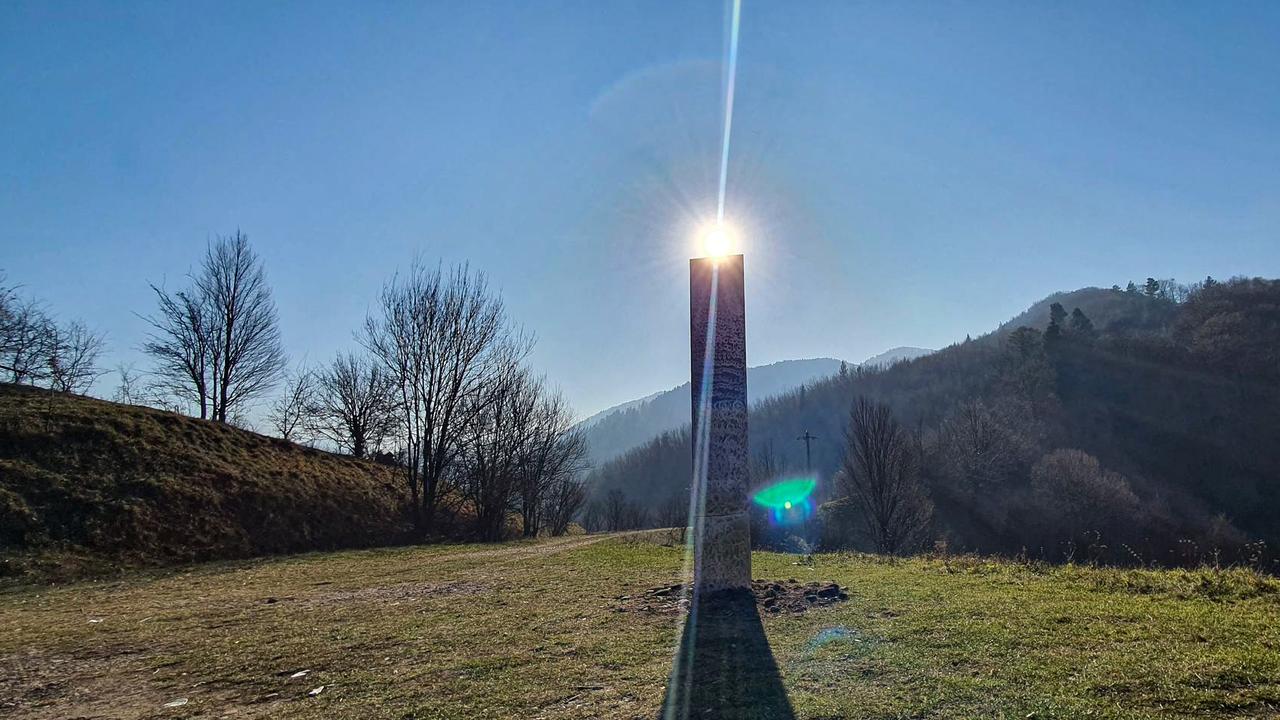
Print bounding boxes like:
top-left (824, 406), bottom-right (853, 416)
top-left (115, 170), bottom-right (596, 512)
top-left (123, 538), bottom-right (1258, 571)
top-left (697, 221), bottom-right (740, 259)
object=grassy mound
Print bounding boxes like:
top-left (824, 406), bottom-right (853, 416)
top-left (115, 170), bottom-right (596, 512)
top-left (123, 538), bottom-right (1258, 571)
top-left (0, 383), bottom-right (410, 580)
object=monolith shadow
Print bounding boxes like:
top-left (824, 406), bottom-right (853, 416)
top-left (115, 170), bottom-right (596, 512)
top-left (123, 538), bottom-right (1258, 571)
top-left (660, 589), bottom-right (794, 720)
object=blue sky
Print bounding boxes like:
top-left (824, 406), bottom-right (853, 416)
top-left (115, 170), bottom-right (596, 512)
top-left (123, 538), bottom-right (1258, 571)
top-left (3, 1), bottom-right (1279, 418)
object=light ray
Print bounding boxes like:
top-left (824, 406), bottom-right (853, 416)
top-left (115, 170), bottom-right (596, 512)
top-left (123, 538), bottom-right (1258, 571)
top-left (716, 0), bottom-right (742, 224)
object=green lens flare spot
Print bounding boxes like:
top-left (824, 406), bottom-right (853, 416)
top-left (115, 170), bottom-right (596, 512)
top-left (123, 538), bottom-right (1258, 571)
top-left (752, 478), bottom-right (816, 510)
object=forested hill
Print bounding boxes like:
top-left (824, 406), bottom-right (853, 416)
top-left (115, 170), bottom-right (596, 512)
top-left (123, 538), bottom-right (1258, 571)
top-left (589, 279), bottom-right (1280, 566)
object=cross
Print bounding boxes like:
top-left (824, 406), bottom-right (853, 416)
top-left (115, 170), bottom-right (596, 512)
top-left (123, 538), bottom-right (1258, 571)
top-left (797, 430), bottom-right (818, 475)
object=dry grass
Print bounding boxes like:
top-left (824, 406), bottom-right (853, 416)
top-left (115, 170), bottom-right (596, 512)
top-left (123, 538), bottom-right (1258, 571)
top-left (2, 535), bottom-right (1277, 719)
top-left (0, 383), bottom-right (411, 581)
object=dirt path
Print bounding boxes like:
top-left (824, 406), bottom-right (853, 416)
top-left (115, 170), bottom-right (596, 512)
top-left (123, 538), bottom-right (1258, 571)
top-left (440, 532), bottom-right (618, 562)
top-left (442, 529), bottom-right (672, 563)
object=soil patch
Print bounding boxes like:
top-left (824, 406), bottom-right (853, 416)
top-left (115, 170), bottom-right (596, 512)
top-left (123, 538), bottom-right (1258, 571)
top-left (618, 579), bottom-right (849, 615)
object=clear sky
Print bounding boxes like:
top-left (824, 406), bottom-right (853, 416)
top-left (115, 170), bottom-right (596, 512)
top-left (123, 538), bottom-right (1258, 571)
top-left (3, 1), bottom-right (1279, 419)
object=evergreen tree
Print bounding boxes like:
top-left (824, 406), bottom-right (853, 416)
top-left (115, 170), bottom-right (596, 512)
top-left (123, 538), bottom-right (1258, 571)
top-left (1069, 307), bottom-right (1096, 338)
top-left (1044, 318), bottom-right (1063, 345)
top-left (1049, 302), bottom-right (1068, 327)
top-left (1125, 281), bottom-right (1138, 294)
top-left (1144, 277), bottom-right (1160, 297)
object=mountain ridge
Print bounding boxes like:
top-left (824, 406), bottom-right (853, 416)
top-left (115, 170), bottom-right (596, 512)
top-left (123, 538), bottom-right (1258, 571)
top-left (577, 348), bottom-right (933, 466)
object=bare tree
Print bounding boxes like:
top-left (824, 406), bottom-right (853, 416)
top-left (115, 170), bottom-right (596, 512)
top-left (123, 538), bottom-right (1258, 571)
top-left (308, 352), bottom-right (397, 457)
top-left (838, 397), bottom-right (932, 554)
top-left (198, 232), bottom-right (286, 422)
top-left (0, 275), bottom-right (27, 379)
top-left (750, 440), bottom-right (780, 487)
top-left (363, 260), bottom-right (518, 536)
top-left (143, 378), bottom-right (191, 415)
top-left (0, 292), bottom-right (55, 385)
top-left (935, 400), bottom-right (1028, 497)
top-left (268, 364), bottom-right (314, 442)
top-left (142, 285), bottom-right (211, 416)
top-left (113, 363), bottom-right (143, 405)
top-left (622, 501), bottom-right (650, 531)
top-left (226, 406), bottom-right (257, 432)
top-left (516, 381), bottom-right (554, 537)
top-left (584, 491), bottom-right (648, 532)
top-left (518, 388), bottom-right (588, 537)
top-left (459, 362), bottom-right (537, 541)
top-left (1029, 449), bottom-right (1140, 547)
top-left (143, 232), bottom-right (285, 422)
top-left (544, 476), bottom-right (588, 536)
top-left (657, 491), bottom-right (689, 529)
top-left (581, 498), bottom-right (606, 533)
top-left (47, 320), bottom-right (107, 393)
top-left (603, 489), bottom-right (629, 531)
top-left (0, 274), bottom-right (14, 339)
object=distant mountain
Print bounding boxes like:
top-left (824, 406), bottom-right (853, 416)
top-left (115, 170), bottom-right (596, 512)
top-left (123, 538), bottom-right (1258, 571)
top-left (578, 351), bottom-right (937, 467)
top-left (578, 358), bottom-right (851, 466)
top-left (859, 346), bottom-right (933, 368)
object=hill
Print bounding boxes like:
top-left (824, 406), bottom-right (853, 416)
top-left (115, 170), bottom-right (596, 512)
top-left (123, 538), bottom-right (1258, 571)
top-left (590, 279), bottom-right (1280, 567)
top-left (857, 345), bottom-right (933, 368)
top-left (577, 357), bottom-right (853, 466)
top-left (0, 383), bottom-right (411, 580)
top-left (993, 286), bottom-right (1179, 339)
top-left (2, 536), bottom-right (1276, 718)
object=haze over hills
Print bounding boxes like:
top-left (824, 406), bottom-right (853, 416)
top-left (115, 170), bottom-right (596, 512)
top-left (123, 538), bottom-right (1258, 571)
top-left (856, 346), bottom-right (933, 369)
top-left (577, 348), bottom-right (932, 466)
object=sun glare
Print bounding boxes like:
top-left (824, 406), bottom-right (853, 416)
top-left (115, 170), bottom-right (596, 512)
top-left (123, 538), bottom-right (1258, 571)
top-left (698, 221), bottom-right (739, 259)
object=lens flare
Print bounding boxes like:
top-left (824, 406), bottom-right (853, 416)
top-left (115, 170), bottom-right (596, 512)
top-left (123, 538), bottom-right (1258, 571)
top-left (753, 478), bottom-right (817, 526)
top-left (752, 478), bottom-right (816, 509)
top-left (698, 221), bottom-right (739, 258)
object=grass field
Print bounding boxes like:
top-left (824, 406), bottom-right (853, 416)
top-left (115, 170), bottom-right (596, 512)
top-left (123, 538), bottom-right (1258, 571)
top-left (2, 533), bottom-right (1278, 719)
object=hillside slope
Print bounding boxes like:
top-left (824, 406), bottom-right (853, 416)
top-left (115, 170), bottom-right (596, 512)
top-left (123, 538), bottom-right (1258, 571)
top-left (0, 384), bottom-right (410, 579)
top-left (592, 280), bottom-right (1280, 565)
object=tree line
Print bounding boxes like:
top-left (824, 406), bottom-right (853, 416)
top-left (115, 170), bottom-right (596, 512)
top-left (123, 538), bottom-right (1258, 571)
top-left (0, 274), bottom-right (107, 394)
top-left (4, 232), bottom-right (591, 541)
